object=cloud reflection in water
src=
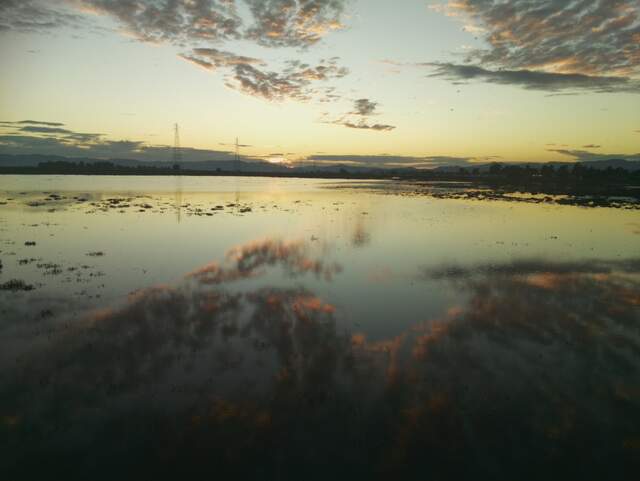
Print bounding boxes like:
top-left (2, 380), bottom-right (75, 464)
top-left (2, 244), bottom-right (640, 480)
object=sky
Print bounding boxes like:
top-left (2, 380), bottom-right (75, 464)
top-left (0, 0), bottom-right (639, 168)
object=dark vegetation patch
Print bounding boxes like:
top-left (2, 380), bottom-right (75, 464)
top-left (0, 279), bottom-right (34, 291)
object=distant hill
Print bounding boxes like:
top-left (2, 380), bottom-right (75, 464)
top-left (0, 154), bottom-right (288, 173)
top-left (581, 159), bottom-right (640, 171)
top-left (434, 159), bottom-right (640, 173)
top-left (1, 154), bottom-right (639, 174)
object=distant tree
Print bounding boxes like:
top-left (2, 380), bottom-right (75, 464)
top-left (489, 163), bottom-right (503, 175)
top-left (541, 164), bottom-right (555, 178)
top-left (571, 163), bottom-right (585, 178)
top-left (557, 165), bottom-right (569, 179)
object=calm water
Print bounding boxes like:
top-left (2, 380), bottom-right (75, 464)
top-left (1, 175), bottom-right (639, 480)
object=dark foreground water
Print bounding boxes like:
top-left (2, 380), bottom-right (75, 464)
top-left (1, 176), bottom-right (639, 480)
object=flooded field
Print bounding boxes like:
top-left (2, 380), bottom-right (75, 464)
top-left (1, 175), bottom-right (639, 480)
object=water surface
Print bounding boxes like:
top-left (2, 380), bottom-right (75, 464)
top-left (1, 175), bottom-right (639, 480)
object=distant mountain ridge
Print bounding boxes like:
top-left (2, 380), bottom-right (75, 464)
top-left (0, 153), bottom-right (639, 173)
top-left (433, 159), bottom-right (640, 173)
top-left (0, 154), bottom-right (288, 173)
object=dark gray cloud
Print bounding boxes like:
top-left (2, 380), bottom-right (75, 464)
top-left (423, 257), bottom-right (640, 281)
top-left (547, 148), bottom-right (640, 162)
top-left (243, 0), bottom-right (346, 47)
top-left (1, 1), bottom-right (353, 105)
top-left (229, 59), bottom-right (348, 101)
top-left (182, 54), bottom-right (349, 101)
top-left (2, 0), bottom-right (350, 48)
top-left (424, 62), bottom-right (640, 94)
top-left (0, 132), bottom-right (250, 162)
top-left (0, 121), bottom-right (104, 147)
top-left (0, 121), bottom-right (247, 161)
top-left (64, 132), bottom-right (103, 142)
top-left (76, 0), bottom-right (348, 47)
top-left (338, 121), bottom-right (395, 132)
top-left (582, 144), bottom-right (601, 149)
top-left (79, 0), bottom-right (241, 43)
top-left (180, 47), bottom-right (264, 70)
top-left (323, 98), bottom-right (396, 132)
top-left (0, 123), bottom-right (479, 165)
top-left (0, 119), bottom-right (66, 127)
top-left (19, 126), bottom-right (74, 134)
top-left (429, 1), bottom-right (640, 94)
top-left (0, 0), bottom-right (86, 33)
top-left (440, 0), bottom-right (640, 77)
top-left (316, 86), bottom-right (341, 103)
top-left (0, 134), bottom-right (74, 152)
top-left (351, 98), bottom-right (377, 116)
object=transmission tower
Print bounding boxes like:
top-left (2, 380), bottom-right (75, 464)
top-left (173, 123), bottom-right (182, 171)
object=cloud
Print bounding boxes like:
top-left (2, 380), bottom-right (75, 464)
top-left (1, 121), bottom-right (104, 147)
top-left (19, 126), bottom-right (74, 134)
top-left (0, 132), bottom-right (256, 163)
top-left (1, 0), bottom-right (349, 50)
top-left (0, 122), bottom-right (501, 170)
top-left (1, 122), bottom-right (483, 166)
top-left (424, 62), bottom-right (640, 94)
top-left (0, 121), bottom-right (252, 161)
top-left (436, 0), bottom-right (640, 77)
top-left (3, 0), bottom-right (350, 49)
top-left (323, 98), bottom-right (396, 132)
top-left (303, 154), bottom-right (477, 168)
top-left (78, 0), bottom-right (241, 43)
top-left (0, 120), bottom-right (66, 127)
top-left (0, 237), bottom-right (369, 480)
top-left (181, 50), bottom-right (349, 102)
top-left (207, 56), bottom-right (349, 102)
top-left (547, 149), bottom-right (640, 162)
top-left (423, 257), bottom-right (640, 281)
top-left (0, 134), bottom-right (75, 152)
top-left (305, 154), bottom-right (418, 166)
top-left (582, 144), bottom-right (601, 149)
top-left (179, 47), bottom-right (264, 70)
top-left (77, 0), bottom-right (348, 48)
top-left (0, 0), bottom-right (86, 33)
top-left (3, 241), bottom-right (640, 478)
top-left (351, 98), bottom-right (377, 116)
top-left (188, 239), bottom-right (342, 284)
top-left (338, 121), bottom-right (395, 132)
top-left (2, 1), bottom-right (353, 107)
top-left (429, 1), bottom-right (640, 94)
top-left (243, 0), bottom-right (346, 48)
